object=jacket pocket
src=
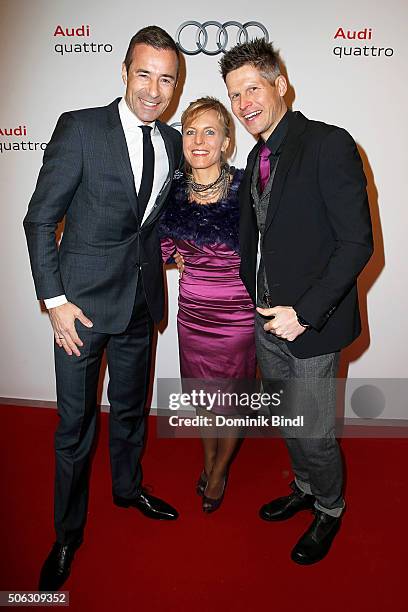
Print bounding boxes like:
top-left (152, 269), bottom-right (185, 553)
top-left (62, 252), bottom-right (108, 270)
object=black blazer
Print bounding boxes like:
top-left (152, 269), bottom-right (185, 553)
top-left (24, 98), bottom-right (182, 331)
top-left (239, 111), bottom-right (373, 358)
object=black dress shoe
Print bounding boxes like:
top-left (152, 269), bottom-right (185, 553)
top-left (291, 510), bottom-right (341, 565)
top-left (259, 481), bottom-right (315, 521)
top-left (38, 538), bottom-right (82, 591)
top-left (113, 490), bottom-right (178, 520)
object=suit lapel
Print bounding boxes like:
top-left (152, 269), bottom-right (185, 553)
top-left (240, 140), bottom-right (261, 219)
top-left (245, 140), bottom-right (261, 182)
top-left (141, 122), bottom-right (174, 226)
top-left (106, 98), bottom-right (139, 221)
top-left (264, 111), bottom-right (308, 234)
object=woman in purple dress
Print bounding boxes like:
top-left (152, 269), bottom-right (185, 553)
top-left (160, 97), bottom-right (256, 512)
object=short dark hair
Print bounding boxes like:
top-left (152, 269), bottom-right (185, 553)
top-left (219, 38), bottom-right (281, 83)
top-left (124, 25), bottom-right (179, 73)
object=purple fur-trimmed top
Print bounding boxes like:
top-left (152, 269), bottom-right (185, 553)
top-left (159, 168), bottom-right (244, 253)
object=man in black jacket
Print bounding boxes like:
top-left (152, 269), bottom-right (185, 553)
top-left (24, 26), bottom-right (182, 590)
top-left (221, 39), bottom-right (373, 564)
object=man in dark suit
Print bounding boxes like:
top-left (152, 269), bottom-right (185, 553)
top-left (24, 26), bottom-right (182, 590)
top-left (220, 39), bottom-right (373, 564)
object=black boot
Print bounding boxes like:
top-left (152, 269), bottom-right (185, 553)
top-left (259, 481), bottom-right (315, 521)
top-left (291, 510), bottom-right (341, 565)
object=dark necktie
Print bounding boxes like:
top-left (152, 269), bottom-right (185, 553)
top-left (138, 125), bottom-right (155, 219)
top-left (259, 143), bottom-right (271, 192)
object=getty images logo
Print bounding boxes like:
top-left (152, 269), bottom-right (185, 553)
top-left (176, 20), bottom-right (269, 55)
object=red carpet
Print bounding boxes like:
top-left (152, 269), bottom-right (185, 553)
top-left (0, 404), bottom-right (406, 611)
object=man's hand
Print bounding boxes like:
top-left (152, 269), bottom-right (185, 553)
top-left (49, 302), bottom-right (93, 356)
top-left (256, 305), bottom-right (307, 342)
top-left (174, 251), bottom-right (185, 278)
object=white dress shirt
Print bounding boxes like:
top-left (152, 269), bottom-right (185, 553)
top-left (45, 98), bottom-right (169, 309)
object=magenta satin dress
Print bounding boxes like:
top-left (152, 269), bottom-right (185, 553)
top-left (160, 169), bottom-right (256, 389)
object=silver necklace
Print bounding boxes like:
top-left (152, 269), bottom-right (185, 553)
top-left (186, 164), bottom-right (230, 202)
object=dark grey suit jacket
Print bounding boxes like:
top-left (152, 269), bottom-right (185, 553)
top-left (24, 98), bottom-right (182, 330)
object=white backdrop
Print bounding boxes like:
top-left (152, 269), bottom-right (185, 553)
top-left (1, 0), bottom-right (407, 418)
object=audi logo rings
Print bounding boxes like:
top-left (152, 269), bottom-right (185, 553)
top-left (176, 21), bottom-right (269, 56)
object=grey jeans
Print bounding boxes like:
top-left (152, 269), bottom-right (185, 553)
top-left (255, 314), bottom-right (344, 517)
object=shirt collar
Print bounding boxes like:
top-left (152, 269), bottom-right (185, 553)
top-left (118, 97), bottom-right (157, 133)
top-left (263, 110), bottom-right (290, 155)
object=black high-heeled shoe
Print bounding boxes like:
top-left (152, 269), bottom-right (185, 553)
top-left (202, 477), bottom-right (226, 514)
top-left (196, 471), bottom-right (208, 497)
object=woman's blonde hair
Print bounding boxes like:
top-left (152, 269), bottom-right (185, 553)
top-left (181, 96), bottom-right (231, 138)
